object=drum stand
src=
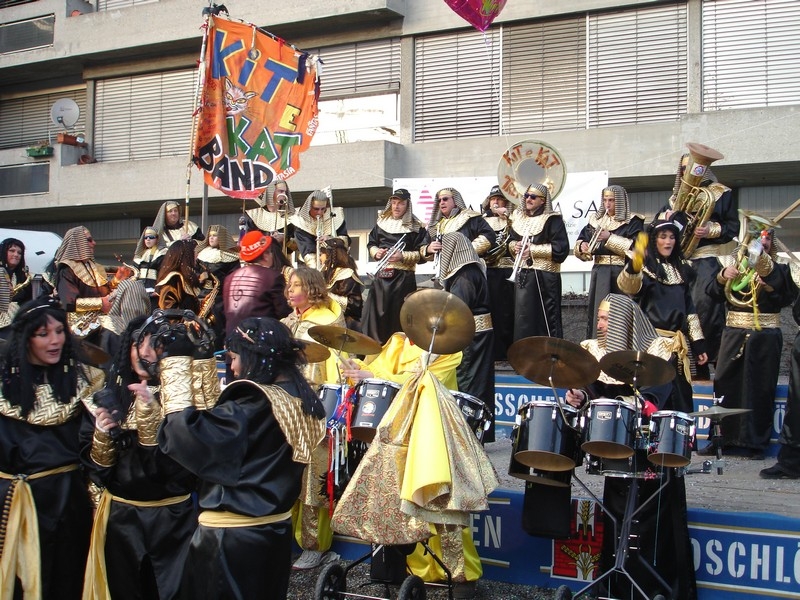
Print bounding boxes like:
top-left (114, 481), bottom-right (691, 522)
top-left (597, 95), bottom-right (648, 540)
top-left (571, 469), bottom-right (673, 600)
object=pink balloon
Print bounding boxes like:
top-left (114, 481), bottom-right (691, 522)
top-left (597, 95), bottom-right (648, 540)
top-left (443, 0), bottom-right (507, 32)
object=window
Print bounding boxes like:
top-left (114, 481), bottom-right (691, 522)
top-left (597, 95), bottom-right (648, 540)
top-left (0, 89), bottom-right (87, 150)
top-left (0, 14), bottom-right (54, 54)
top-left (414, 29), bottom-right (501, 141)
top-left (588, 2), bottom-right (687, 127)
top-left (502, 17), bottom-right (586, 134)
top-left (94, 69), bottom-right (196, 162)
top-left (703, 0), bottom-right (800, 110)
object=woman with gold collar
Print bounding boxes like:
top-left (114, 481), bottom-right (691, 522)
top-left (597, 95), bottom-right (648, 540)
top-left (0, 297), bottom-right (104, 599)
top-left (133, 226), bottom-right (166, 307)
top-left (155, 240), bottom-right (202, 315)
top-left (575, 185), bottom-right (644, 337)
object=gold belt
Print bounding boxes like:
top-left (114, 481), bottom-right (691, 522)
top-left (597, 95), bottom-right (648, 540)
top-left (474, 313), bottom-right (493, 333)
top-left (594, 255), bottom-right (624, 266)
top-left (526, 258), bottom-right (561, 273)
top-left (727, 311), bottom-right (780, 330)
top-left (110, 493), bottom-right (191, 507)
top-left (690, 240), bottom-right (737, 260)
top-left (198, 509), bottom-right (292, 528)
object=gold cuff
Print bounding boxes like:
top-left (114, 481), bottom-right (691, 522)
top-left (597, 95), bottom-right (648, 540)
top-left (135, 394), bottom-right (162, 446)
top-left (473, 236), bottom-right (492, 257)
top-left (195, 357), bottom-right (221, 410)
top-left (474, 313), bottom-right (493, 333)
top-left (400, 250), bottom-right (421, 267)
top-left (529, 243), bottom-right (552, 260)
top-left (716, 270), bottom-right (728, 285)
top-left (573, 241), bottom-right (591, 262)
top-left (160, 356), bottom-right (195, 414)
top-left (76, 297), bottom-right (104, 312)
top-left (617, 269), bottom-right (642, 295)
top-left (90, 429), bottom-right (117, 467)
top-left (687, 313), bottom-right (705, 343)
top-left (604, 233), bottom-right (633, 257)
top-left (706, 222), bottom-right (722, 238)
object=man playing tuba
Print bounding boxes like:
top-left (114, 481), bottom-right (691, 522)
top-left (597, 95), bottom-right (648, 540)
top-left (653, 145), bottom-right (738, 380)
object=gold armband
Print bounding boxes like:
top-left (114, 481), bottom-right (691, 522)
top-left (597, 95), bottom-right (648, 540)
top-left (617, 269), bottom-right (643, 295)
top-left (605, 233), bottom-right (633, 257)
top-left (473, 235), bottom-right (492, 257)
top-left (76, 297), bottom-right (104, 312)
top-left (193, 357), bottom-right (221, 410)
top-left (90, 429), bottom-right (117, 467)
top-left (135, 395), bottom-right (162, 446)
top-left (706, 222), bottom-right (722, 239)
top-left (160, 356), bottom-right (195, 414)
top-left (529, 243), bottom-right (552, 260)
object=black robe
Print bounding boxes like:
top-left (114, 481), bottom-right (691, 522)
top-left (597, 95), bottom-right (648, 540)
top-left (777, 296), bottom-right (800, 473)
top-left (79, 389), bottom-right (198, 600)
top-left (361, 224), bottom-right (429, 344)
top-left (158, 380), bottom-right (309, 600)
top-left (444, 263), bottom-right (496, 443)
top-left (508, 213), bottom-right (569, 340)
top-left (711, 262), bottom-right (797, 450)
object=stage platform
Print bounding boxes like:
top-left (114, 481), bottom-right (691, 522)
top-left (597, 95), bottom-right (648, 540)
top-left (328, 375), bottom-right (800, 599)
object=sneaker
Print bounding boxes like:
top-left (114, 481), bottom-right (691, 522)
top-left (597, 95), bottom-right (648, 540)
top-left (760, 464), bottom-right (800, 480)
top-left (292, 550), bottom-right (332, 570)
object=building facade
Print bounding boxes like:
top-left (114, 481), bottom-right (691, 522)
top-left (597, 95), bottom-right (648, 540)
top-left (1, 0), bottom-right (799, 266)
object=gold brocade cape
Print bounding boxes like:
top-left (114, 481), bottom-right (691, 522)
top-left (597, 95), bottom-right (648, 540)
top-left (331, 370), bottom-right (498, 545)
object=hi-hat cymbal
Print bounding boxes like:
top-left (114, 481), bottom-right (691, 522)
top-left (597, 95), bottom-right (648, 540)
top-left (599, 350), bottom-right (675, 387)
top-left (307, 326), bottom-right (382, 356)
top-left (688, 405), bottom-right (752, 419)
top-left (76, 340), bottom-right (111, 367)
top-left (507, 336), bottom-right (600, 388)
top-left (299, 340), bottom-right (331, 364)
top-left (399, 289), bottom-right (475, 355)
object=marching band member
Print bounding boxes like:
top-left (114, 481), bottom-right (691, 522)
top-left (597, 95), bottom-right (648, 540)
top-left (151, 200), bottom-right (204, 247)
top-left (148, 316), bottom-right (325, 599)
top-left (291, 190), bottom-right (349, 270)
top-left (132, 226), bottom-right (166, 307)
top-left (154, 240), bottom-right (203, 314)
top-left (361, 189), bottom-right (429, 344)
top-left (708, 228), bottom-right (797, 458)
top-left (319, 238), bottom-right (364, 331)
top-left (196, 225), bottom-right (240, 347)
top-left (508, 183), bottom-right (569, 340)
top-left (565, 294), bottom-right (696, 600)
top-left (0, 237), bottom-right (33, 305)
top-left (654, 150), bottom-right (738, 379)
top-left (244, 181), bottom-right (296, 253)
top-left (424, 188), bottom-right (495, 270)
top-left (280, 267), bottom-right (345, 570)
top-left (480, 185), bottom-right (515, 360)
top-left (436, 232), bottom-right (496, 443)
top-left (0, 297), bottom-right (105, 599)
top-left (617, 215), bottom-right (707, 414)
top-left (575, 185), bottom-right (644, 337)
top-left (54, 226), bottom-right (131, 338)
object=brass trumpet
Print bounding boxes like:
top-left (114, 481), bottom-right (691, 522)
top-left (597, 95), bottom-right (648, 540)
top-left (587, 226), bottom-right (606, 255)
top-left (368, 235), bottom-right (406, 278)
top-left (507, 233), bottom-right (531, 282)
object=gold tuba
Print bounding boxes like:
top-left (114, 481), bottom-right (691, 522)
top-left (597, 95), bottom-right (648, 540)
top-left (671, 142), bottom-right (724, 256)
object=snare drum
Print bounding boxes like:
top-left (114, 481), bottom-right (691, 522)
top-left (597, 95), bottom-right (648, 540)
top-left (581, 399), bottom-right (636, 459)
top-left (351, 379), bottom-right (402, 443)
top-left (450, 390), bottom-right (492, 442)
top-left (648, 410), bottom-right (695, 467)
top-left (512, 401), bottom-right (579, 472)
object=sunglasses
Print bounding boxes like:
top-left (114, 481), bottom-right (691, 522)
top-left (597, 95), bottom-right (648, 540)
top-left (524, 193), bottom-right (544, 200)
top-left (143, 235), bottom-right (158, 240)
top-left (438, 196), bottom-right (454, 202)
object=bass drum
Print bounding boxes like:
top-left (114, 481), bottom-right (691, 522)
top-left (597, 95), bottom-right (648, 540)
top-left (512, 401), bottom-right (579, 472)
top-left (351, 378), bottom-right (402, 443)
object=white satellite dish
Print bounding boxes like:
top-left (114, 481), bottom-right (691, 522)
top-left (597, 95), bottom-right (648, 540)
top-left (50, 98), bottom-right (80, 130)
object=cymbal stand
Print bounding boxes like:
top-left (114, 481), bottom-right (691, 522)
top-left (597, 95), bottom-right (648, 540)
top-left (543, 355), bottom-right (579, 431)
top-left (571, 469), bottom-right (673, 600)
top-left (706, 417), bottom-right (726, 475)
top-left (422, 317), bottom-right (442, 371)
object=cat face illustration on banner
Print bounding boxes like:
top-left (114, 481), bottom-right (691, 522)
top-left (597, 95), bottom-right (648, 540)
top-left (443, 0), bottom-right (507, 32)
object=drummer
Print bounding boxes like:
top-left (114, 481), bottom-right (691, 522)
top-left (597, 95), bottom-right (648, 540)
top-left (565, 293), bottom-right (697, 600)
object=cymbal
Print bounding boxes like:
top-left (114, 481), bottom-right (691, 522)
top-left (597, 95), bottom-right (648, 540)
top-left (76, 340), bottom-right (111, 367)
top-left (599, 350), bottom-right (675, 387)
top-left (507, 336), bottom-right (600, 388)
top-left (307, 326), bottom-right (382, 356)
top-left (688, 405), bottom-right (752, 419)
top-left (299, 340), bottom-right (331, 364)
top-left (399, 289), bottom-right (475, 355)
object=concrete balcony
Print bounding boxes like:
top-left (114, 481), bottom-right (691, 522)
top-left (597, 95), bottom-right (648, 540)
top-left (0, 0), bottom-right (406, 88)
